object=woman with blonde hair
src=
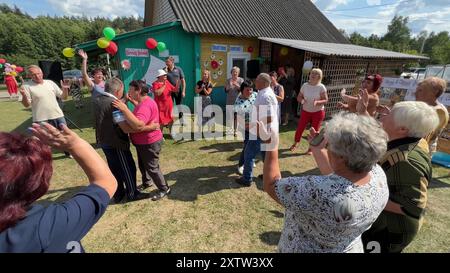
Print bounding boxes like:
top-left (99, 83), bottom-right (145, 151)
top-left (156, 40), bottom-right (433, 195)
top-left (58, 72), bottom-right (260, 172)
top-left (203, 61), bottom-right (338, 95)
top-left (290, 68), bottom-right (328, 154)
top-left (195, 70), bottom-right (214, 128)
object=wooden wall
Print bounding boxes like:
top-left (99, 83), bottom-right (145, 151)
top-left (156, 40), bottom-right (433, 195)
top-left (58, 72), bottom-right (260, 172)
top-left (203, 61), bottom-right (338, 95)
top-left (200, 34), bottom-right (259, 87)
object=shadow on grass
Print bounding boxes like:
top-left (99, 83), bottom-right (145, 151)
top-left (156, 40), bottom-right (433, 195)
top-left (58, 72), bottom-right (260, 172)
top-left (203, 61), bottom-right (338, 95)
top-left (429, 178), bottom-right (450, 189)
top-left (260, 231), bottom-right (281, 246)
top-left (36, 186), bottom-right (86, 205)
top-left (166, 165), bottom-right (244, 202)
top-left (11, 96), bottom-right (95, 133)
top-left (199, 141), bottom-right (243, 154)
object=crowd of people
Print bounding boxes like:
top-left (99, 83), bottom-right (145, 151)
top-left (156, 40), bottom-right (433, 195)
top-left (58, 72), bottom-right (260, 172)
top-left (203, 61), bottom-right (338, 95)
top-left (0, 52), bottom-right (449, 253)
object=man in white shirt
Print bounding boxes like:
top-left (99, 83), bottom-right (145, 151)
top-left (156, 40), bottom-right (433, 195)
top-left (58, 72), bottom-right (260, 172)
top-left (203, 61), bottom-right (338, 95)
top-left (236, 73), bottom-right (279, 186)
top-left (20, 65), bottom-right (70, 155)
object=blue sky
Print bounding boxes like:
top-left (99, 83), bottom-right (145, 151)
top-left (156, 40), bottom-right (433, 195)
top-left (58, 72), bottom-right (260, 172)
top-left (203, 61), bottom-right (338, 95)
top-left (2, 0), bottom-right (449, 36)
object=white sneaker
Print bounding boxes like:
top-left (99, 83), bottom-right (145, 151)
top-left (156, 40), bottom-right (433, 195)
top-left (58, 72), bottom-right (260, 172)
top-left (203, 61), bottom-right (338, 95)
top-left (237, 165), bottom-right (244, 175)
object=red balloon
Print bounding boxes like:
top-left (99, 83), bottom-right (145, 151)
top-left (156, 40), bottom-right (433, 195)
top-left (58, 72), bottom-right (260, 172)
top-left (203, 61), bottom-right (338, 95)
top-left (15, 66), bottom-right (24, 73)
top-left (0, 58), bottom-right (6, 64)
top-left (105, 41), bottom-right (118, 56)
top-left (146, 38), bottom-right (158, 49)
top-left (247, 46), bottom-right (254, 53)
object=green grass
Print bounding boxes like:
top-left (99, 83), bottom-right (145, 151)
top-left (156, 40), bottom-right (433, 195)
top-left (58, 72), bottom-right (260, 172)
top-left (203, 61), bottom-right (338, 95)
top-left (1, 95), bottom-right (449, 253)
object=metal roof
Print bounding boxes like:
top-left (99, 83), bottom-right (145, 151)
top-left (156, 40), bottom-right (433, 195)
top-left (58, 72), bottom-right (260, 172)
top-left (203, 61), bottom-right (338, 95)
top-left (259, 37), bottom-right (429, 60)
top-left (167, 0), bottom-right (349, 43)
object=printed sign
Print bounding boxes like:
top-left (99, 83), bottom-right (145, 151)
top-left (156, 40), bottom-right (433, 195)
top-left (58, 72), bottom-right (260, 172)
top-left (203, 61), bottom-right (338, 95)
top-left (125, 48), bottom-right (149, 57)
top-left (211, 44), bottom-right (227, 52)
top-left (229, 45), bottom-right (243, 52)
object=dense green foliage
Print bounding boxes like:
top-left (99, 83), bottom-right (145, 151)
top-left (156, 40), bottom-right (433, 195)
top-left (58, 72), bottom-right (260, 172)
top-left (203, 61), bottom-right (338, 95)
top-left (345, 15), bottom-right (450, 66)
top-left (0, 4), bottom-right (143, 70)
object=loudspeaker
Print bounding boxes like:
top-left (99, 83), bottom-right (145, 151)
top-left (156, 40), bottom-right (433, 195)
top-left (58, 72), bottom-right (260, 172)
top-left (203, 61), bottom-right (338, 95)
top-left (38, 61), bottom-right (63, 86)
top-left (246, 60), bottom-right (260, 79)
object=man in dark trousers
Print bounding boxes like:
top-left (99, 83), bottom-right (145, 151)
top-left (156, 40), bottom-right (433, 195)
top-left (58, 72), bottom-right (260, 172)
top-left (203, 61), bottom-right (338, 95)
top-left (92, 78), bottom-right (146, 203)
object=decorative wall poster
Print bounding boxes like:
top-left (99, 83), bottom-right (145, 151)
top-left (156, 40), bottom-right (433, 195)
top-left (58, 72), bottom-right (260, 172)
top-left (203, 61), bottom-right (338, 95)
top-left (141, 56), bottom-right (167, 84)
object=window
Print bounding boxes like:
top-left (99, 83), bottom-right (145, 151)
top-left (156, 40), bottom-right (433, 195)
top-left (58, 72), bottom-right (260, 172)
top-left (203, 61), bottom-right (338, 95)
top-left (227, 52), bottom-right (251, 79)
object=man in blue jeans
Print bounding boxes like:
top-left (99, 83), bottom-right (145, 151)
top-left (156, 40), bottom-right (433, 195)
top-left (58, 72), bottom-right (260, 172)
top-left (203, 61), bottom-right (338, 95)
top-left (236, 73), bottom-right (279, 186)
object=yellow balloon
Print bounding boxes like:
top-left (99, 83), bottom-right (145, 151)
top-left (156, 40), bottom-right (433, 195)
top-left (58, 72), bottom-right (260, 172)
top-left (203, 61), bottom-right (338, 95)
top-left (11, 65), bottom-right (16, 69)
top-left (97, 37), bottom-right (110, 49)
top-left (63, 48), bottom-right (75, 58)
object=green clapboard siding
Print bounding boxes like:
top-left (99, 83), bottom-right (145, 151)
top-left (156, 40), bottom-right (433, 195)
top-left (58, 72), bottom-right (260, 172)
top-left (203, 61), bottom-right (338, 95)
top-left (77, 22), bottom-right (197, 110)
top-left (117, 24), bottom-right (196, 109)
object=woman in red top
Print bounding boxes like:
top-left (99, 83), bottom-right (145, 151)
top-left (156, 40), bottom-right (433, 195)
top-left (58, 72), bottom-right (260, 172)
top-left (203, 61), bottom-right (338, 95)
top-left (152, 69), bottom-right (179, 133)
top-left (4, 74), bottom-right (18, 99)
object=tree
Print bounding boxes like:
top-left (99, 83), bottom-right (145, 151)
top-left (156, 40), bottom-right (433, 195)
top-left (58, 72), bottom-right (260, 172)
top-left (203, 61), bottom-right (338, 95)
top-left (349, 32), bottom-right (368, 46)
top-left (383, 15), bottom-right (411, 53)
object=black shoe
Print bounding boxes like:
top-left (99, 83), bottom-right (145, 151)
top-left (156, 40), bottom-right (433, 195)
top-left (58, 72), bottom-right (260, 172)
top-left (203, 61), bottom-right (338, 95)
top-left (128, 191), bottom-right (152, 202)
top-left (138, 183), bottom-right (153, 191)
top-left (151, 187), bottom-right (171, 201)
top-left (235, 177), bottom-right (251, 187)
top-left (112, 195), bottom-right (125, 204)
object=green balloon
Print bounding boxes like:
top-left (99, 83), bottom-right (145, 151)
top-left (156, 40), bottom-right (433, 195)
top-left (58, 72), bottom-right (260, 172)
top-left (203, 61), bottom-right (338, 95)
top-left (0, 64), bottom-right (3, 69)
top-left (157, 42), bottom-right (166, 52)
top-left (103, 27), bottom-right (116, 41)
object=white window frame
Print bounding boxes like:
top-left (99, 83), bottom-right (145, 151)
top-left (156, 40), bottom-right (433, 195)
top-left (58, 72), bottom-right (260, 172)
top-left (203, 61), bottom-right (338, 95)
top-left (227, 52), bottom-right (251, 79)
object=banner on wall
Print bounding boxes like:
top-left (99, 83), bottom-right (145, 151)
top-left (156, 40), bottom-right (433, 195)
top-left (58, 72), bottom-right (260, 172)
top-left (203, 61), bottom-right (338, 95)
top-left (125, 48), bottom-right (149, 57)
top-left (379, 77), bottom-right (450, 106)
top-left (379, 77), bottom-right (417, 105)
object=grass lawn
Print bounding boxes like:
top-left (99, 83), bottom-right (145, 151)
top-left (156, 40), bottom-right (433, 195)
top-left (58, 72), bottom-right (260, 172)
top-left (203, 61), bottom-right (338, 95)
top-left (1, 95), bottom-right (449, 253)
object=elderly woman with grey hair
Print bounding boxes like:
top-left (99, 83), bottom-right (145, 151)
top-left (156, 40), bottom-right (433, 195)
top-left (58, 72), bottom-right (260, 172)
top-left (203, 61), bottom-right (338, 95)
top-left (262, 111), bottom-right (389, 253)
top-left (360, 100), bottom-right (439, 253)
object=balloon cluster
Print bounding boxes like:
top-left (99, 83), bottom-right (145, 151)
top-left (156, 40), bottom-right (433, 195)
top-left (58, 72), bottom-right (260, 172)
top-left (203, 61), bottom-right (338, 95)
top-left (0, 58), bottom-right (24, 77)
top-left (145, 38), bottom-right (166, 52)
top-left (62, 27), bottom-right (118, 58)
top-left (98, 27), bottom-right (118, 56)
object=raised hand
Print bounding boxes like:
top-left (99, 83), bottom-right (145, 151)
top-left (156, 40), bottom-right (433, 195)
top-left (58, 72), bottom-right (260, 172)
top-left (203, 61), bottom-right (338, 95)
top-left (78, 49), bottom-right (88, 60)
top-left (60, 79), bottom-right (70, 90)
top-left (376, 105), bottom-right (391, 116)
top-left (30, 122), bottom-right (79, 151)
top-left (356, 89), bottom-right (369, 115)
top-left (307, 127), bottom-right (328, 150)
top-left (112, 99), bottom-right (128, 112)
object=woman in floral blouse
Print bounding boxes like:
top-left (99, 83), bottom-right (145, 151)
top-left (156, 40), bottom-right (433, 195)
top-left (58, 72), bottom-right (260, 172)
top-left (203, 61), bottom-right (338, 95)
top-left (262, 112), bottom-right (389, 253)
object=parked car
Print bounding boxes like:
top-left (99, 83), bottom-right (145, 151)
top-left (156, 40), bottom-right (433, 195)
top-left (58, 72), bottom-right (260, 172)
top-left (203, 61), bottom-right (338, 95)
top-left (63, 69), bottom-right (83, 81)
top-left (63, 69), bottom-right (84, 87)
top-left (400, 67), bottom-right (426, 80)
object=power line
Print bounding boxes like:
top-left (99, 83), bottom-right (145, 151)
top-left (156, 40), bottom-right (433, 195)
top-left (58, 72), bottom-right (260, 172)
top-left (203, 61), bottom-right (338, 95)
top-left (323, 11), bottom-right (387, 20)
top-left (328, 0), bottom-right (412, 12)
top-left (324, 11), bottom-right (450, 23)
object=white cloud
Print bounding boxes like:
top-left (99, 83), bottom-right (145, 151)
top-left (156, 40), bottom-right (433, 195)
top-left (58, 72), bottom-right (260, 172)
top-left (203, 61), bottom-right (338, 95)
top-left (366, 0), bottom-right (381, 5)
top-left (318, 0), bottom-right (351, 11)
top-left (47, 0), bottom-right (145, 18)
